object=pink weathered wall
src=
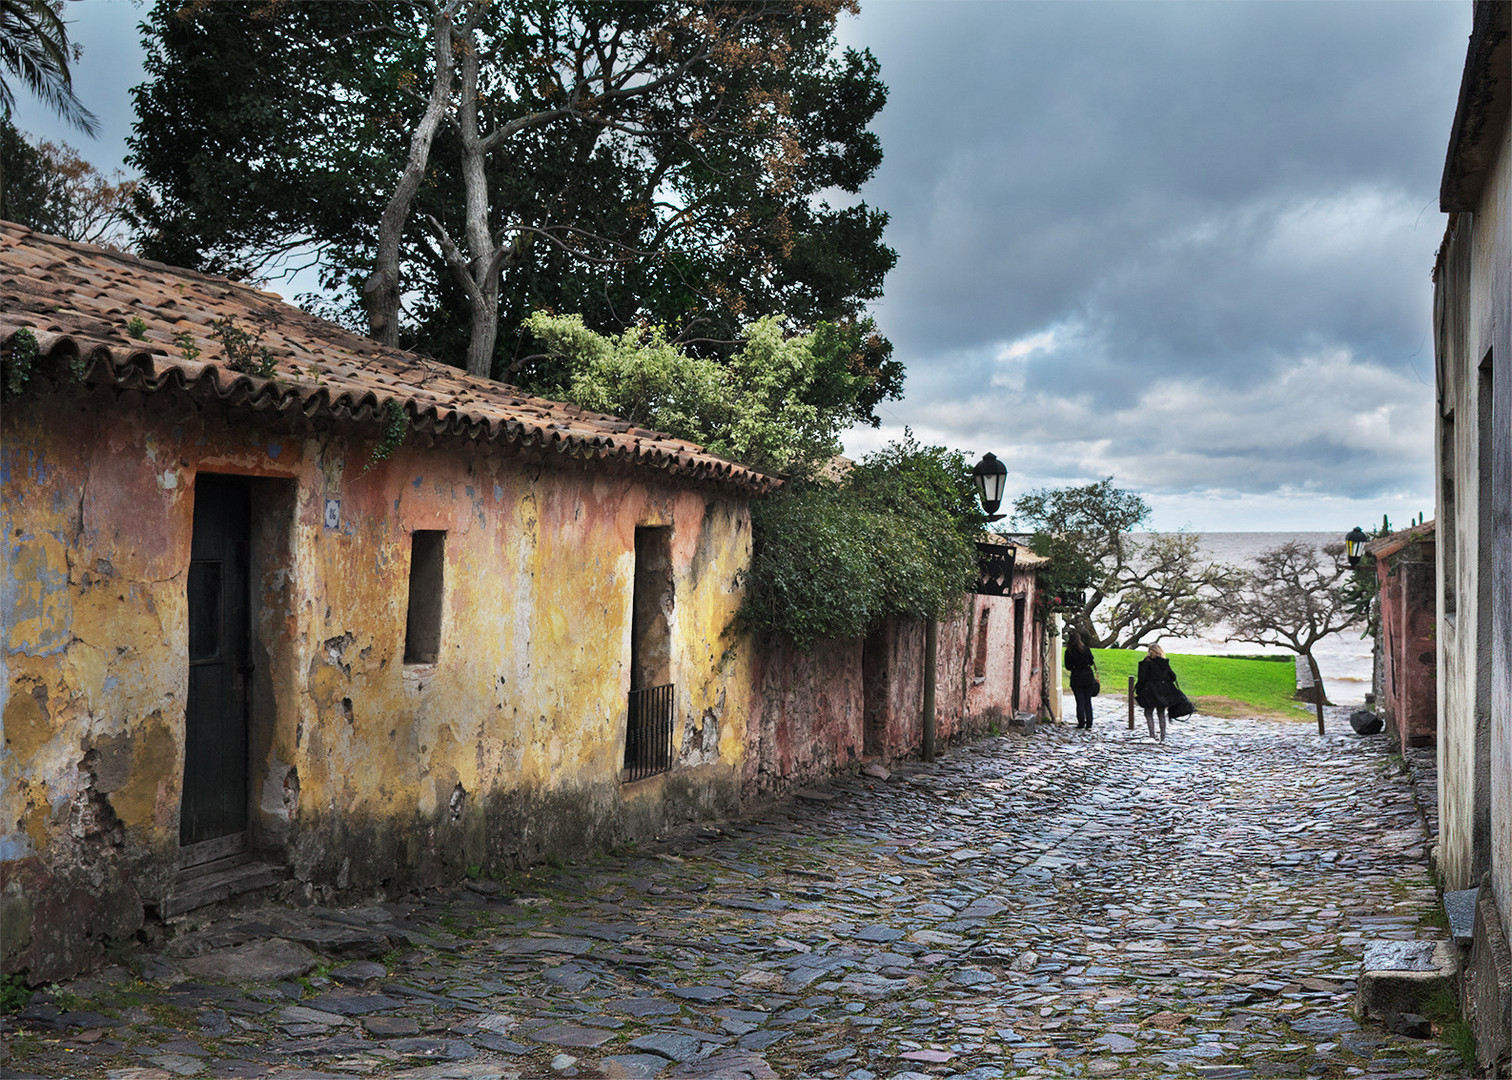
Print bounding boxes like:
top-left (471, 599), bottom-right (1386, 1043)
top-left (742, 635), bottom-right (866, 797)
top-left (1376, 550), bottom-right (1438, 751)
top-left (743, 567), bottom-right (1043, 800)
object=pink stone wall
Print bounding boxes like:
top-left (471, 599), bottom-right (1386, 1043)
top-left (1376, 550), bottom-right (1438, 751)
top-left (743, 567), bottom-right (1043, 800)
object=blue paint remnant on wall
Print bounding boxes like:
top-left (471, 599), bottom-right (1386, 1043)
top-left (3, 532), bottom-right (72, 657)
top-left (412, 476), bottom-right (423, 490)
top-left (1, 446), bottom-right (46, 488)
top-left (268, 443), bottom-right (283, 459)
top-left (493, 484), bottom-right (504, 503)
top-left (465, 486), bottom-right (475, 499)
top-left (0, 836), bottom-right (35, 860)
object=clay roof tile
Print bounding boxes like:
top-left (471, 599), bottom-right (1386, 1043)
top-left (0, 222), bottom-right (779, 496)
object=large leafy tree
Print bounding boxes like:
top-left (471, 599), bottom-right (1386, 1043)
top-left (128, 0), bottom-right (894, 383)
top-left (1012, 478), bottom-right (1232, 648)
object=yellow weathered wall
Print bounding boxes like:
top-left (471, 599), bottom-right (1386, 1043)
top-left (2, 384), bottom-right (753, 978)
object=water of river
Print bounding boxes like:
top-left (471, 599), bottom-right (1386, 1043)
top-left (1125, 531), bottom-right (1373, 707)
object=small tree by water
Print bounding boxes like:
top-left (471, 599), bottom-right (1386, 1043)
top-left (1217, 540), bottom-right (1361, 732)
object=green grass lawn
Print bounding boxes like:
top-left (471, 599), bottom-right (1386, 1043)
top-left (1064, 647), bottom-right (1312, 721)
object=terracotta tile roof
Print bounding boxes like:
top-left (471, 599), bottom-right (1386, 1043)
top-left (1364, 520), bottom-right (1435, 560)
top-left (0, 222), bottom-right (779, 495)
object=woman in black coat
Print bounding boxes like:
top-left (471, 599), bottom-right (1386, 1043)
top-left (1134, 643), bottom-right (1178, 742)
top-left (1064, 630), bottom-right (1098, 729)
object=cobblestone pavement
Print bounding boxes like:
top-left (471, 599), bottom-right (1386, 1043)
top-left (1, 711), bottom-right (1468, 1079)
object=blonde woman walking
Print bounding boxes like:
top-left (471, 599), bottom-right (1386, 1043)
top-left (1134, 643), bottom-right (1179, 742)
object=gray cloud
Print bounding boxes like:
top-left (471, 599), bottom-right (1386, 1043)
top-left (840, 1), bottom-right (1465, 528)
top-left (18, 2), bottom-right (1462, 531)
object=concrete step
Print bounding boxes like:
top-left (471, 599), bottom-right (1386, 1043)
top-left (1355, 938), bottom-right (1458, 1019)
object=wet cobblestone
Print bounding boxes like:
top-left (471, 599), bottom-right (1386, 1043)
top-left (0, 711), bottom-right (1467, 1078)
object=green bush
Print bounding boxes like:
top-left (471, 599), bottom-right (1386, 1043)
top-left (739, 437), bottom-right (984, 650)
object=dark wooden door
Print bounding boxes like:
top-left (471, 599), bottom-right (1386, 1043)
top-left (1011, 597), bottom-right (1026, 713)
top-left (181, 475), bottom-right (251, 846)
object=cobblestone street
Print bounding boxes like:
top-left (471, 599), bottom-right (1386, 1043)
top-left (1, 712), bottom-right (1466, 1079)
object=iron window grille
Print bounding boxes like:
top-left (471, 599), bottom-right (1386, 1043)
top-left (624, 683), bottom-right (674, 781)
top-left (974, 541), bottom-right (1016, 596)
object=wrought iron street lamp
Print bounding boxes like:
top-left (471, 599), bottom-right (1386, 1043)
top-left (972, 452), bottom-right (1008, 521)
top-left (1344, 526), bottom-right (1369, 567)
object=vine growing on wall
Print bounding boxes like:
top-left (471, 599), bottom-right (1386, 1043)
top-left (2, 328), bottom-right (39, 398)
top-left (364, 399), bottom-right (408, 471)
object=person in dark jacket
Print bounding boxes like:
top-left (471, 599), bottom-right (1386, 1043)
top-left (1134, 643), bottom-right (1178, 742)
top-left (1064, 630), bottom-right (1098, 729)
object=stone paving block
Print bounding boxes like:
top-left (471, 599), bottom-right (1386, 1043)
top-left (177, 940), bottom-right (318, 983)
top-left (362, 1015), bottom-right (421, 1037)
top-left (276, 1006), bottom-right (347, 1027)
top-left (304, 992), bottom-right (405, 1015)
top-left (329, 961), bottom-right (387, 986)
top-left (1443, 887), bottom-right (1477, 947)
top-left (527, 1023), bottom-right (616, 1048)
top-left (627, 1032), bottom-right (703, 1061)
top-left (600, 1053), bottom-right (671, 1078)
top-left (387, 1038), bottom-right (477, 1060)
top-left (386, 1066), bottom-right (519, 1080)
top-left (666, 1050), bottom-right (779, 1078)
top-left (493, 936), bottom-right (593, 956)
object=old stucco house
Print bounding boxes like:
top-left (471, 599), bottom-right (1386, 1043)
top-left (0, 222), bottom-right (777, 980)
top-left (1, 224), bottom-right (1050, 983)
top-left (1432, 0), bottom-right (1510, 1070)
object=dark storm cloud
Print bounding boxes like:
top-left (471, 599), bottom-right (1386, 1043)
top-left (14, 2), bottom-right (1465, 530)
top-left (839, 1), bottom-right (1467, 527)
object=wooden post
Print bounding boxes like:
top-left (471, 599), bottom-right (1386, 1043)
top-left (1127, 675), bottom-right (1135, 729)
top-left (922, 619), bottom-right (938, 762)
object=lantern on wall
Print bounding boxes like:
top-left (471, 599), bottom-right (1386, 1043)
top-left (972, 452), bottom-right (1008, 520)
top-left (1344, 525), bottom-right (1369, 567)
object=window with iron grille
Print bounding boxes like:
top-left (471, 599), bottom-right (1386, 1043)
top-left (625, 683), bottom-right (674, 781)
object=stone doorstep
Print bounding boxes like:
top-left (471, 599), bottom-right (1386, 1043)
top-left (1355, 938), bottom-right (1458, 1020)
top-left (163, 861), bottom-right (292, 917)
top-left (1444, 887), bottom-right (1478, 949)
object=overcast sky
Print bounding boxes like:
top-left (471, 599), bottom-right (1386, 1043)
top-left (17, 1), bottom-right (1471, 532)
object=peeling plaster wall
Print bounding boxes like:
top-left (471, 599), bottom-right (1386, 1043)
top-left (2, 384), bottom-right (753, 979)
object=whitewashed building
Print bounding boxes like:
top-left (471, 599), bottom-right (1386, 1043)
top-left (1432, 1), bottom-right (1510, 1071)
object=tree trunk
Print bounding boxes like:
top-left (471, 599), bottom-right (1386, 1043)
top-left (362, 1), bottom-right (458, 347)
top-left (456, 19), bottom-right (502, 379)
top-left (1304, 650), bottom-right (1326, 734)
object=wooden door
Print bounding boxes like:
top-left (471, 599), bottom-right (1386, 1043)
top-left (1011, 597), bottom-right (1026, 713)
top-left (181, 474), bottom-right (251, 847)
